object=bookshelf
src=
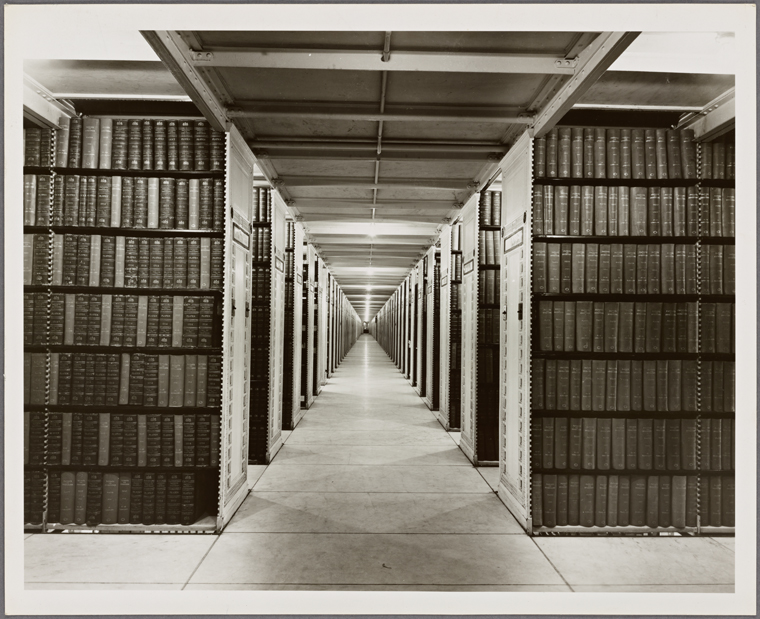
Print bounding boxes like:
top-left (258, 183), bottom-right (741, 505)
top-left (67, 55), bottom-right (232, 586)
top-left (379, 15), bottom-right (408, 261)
top-left (459, 191), bottom-right (501, 465)
top-left (495, 125), bottom-right (734, 535)
top-left (433, 223), bottom-right (454, 430)
top-left (301, 243), bottom-right (317, 410)
top-left (23, 114), bottom-right (256, 533)
top-left (315, 255), bottom-right (327, 396)
top-left (282, 220), bottom-right (305, 430)
top-left (423, 245), bottom-right (440, 411)
top-left (248, 185), bottom-right (287, 464)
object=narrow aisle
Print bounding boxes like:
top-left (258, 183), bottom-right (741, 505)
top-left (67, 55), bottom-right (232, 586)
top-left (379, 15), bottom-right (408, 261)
top-left (188, 335), bottom-right (568, 590)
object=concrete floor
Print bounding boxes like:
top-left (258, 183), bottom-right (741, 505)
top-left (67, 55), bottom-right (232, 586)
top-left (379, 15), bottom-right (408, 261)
top-left (25, 335), bottom-right (734, 592)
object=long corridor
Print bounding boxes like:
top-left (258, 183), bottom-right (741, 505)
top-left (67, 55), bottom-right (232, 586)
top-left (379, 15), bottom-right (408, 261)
top-left (24, 335), bottom-right (734, 592)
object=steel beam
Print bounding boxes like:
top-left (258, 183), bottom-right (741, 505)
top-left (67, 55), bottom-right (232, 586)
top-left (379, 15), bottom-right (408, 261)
top-left (677, 88), bottom-right (735, 141)
top-left (531, 32), bottom-right (640, 138)
top-left (23, 75), bottom-right (76, 128)
top-left (190, 49), bottom-right (577, 75)
top-left (281, 176), bottom-right (470, 190)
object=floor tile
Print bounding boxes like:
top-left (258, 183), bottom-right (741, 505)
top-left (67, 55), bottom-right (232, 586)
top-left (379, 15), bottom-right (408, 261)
top-left (477, 466), bottom-right (501, 491)
top-left (189, 533), bottom-right (565, 586)
top-left (254, 464), bottom-right (492, 493)
top-left (534, 537), bottom-right (734, 586)
top-left (225, 492), bottom-right (523, 534)
top-left (286, 429), bottom-right (456, 446)
top-left (25, 534), bottom-right (216, 583)
top-left (247, 465), bottom-right (268, 489)
top-left (571, 584), bottom-right (735, 593)
top-left (707, 537), bottom-right (735, 552)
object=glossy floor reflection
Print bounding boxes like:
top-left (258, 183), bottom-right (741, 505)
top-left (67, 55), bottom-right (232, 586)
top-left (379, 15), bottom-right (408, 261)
top-left (25, 335), bottom-right (734, 591)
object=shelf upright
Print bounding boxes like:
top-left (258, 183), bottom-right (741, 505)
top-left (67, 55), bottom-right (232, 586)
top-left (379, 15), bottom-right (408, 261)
top-left (436, 223), bottom-right (453, 429)
top-left (414, 255), bottom-right (427, 398)
top-left (316, 256), bottom-right (328, 394)
top-left (282, 219), bottom-right (305, 430)
top-left (301, 243), bottom-right (317, 410)
top-left (423, 244), bottom-right (440, 411)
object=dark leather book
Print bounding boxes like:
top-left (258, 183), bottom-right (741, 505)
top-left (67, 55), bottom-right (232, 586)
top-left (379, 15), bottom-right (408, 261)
top-left (557, 128), bottom-right (571, 178)
top-left (630, 475), bottom-right (647, 526)
top-left (594, 475), bottom-right (608, 526)
top-left (581, 186), bottom-right (594, 235)
top-left (609, 243), bottom-right (623, 294)
top-left (663, 418), bottom-right (681, 471)
top-left (544, 360), bottom-right (557, 411)
top-left (685, 246), bottom-right (697, 294)
top-left (594, 186), bottom-right (608, 235)
top-left (617, 302), bottom-right (634, 354)
top-left (84, 471), bottom-right (103, 527)
top-left (679, 129), bottom-right (697, 178)
top-left (701, 302), bottom-right (716, 353)
top-left (658, 475), bottom-right (672, 527)
top-left (724, 362), bottom-right (735, 413)
top-left (556, 475), bottom-right (569, 526)
top-left (554, 416), bottom-right (568, 468)
top-left (579, 475), bottom-right (595, 527)
top-left (708, 246), bottom-right (724, 295)
top-left (569, 360), bottom-right (582, 411)
top-left (569, 244), bottom-right (585, 293)
top-left (630, 187), bottom-right (648, 236)
top-left (546, 128), bottom-right (558, 178)
top-left (585, 244), bottom-right (599, 293)
top-left (660, 188), bottom-right (674, 236)
top-left (684, 186), bottom-right (699, 236)
top-left (709, 187), bottom-right (723, 237)
top-left (563, 302), bottom-right (576, 352)
top-left (560, 243), bottom-right (572, 294)
top-left (571, 128), bottom-right (584, 178)
top-left (480, 191), bottom-right (492, 227)
top-left (212, 179), bottom-right (225, 232)
top-left (674, 244), bottom-right (687, 294)
top-left (594, 128), bottom-right (606, 179)
top-left (700, 417), bottom-right (712, 472)
top-left (644, 129), bottom-right (657, 179)
top-left (178, 121), bottom-right (194, 171)
top-left (667, 359), bottom-right (682, 411)
top-left (616, 360), bottom-right (631, 413)
top-left (656, 359), bottom-right (669, 412)
top-left (723, 188), bottom-right (735, 238)
top-left (539, 300), bottom-right (553, 351)
top-left (724, 245), bottom-right (735, 295)
top-left (581, 360), bottom-right (593, 411)
top-left (673, 187), bottom-right (686, 236)
top-left (722, 475), bottom-right (735, 526)
top-left (631, 129), bottom-right (645, 179)
top-left (697, 476), bottom-right (710, 526)
top-left (646, 475), bottom-right (660, 527)
top-left (556, 361), bottom-right (570, 411)
top-left (645, 302), bottom-right (663, 353)
top-left (534, 137), bottom-right (546, 178)
top-left (606, 129), bottom-right (621, 179)
top-left (682, 360), bottom-right (698, 413)
top-left (531, 474), bottom-right (543, 527)
top-left (709, 476), bottom-right (722, 526)
top-left (655, 129), bottom-right (669, 180)
top-left (568, 418), bottom-right (583, 470)
top-left (592, 302), bottom-right (605, 353)
top-left (603, 302), bottom-right (619, 353)
top-left (547, 243), bottom-right (560, 293)
top-left (542, 474), bottom-right (557, 527)
top-left (598, 244), bottom-right (611, 294)
top-left (665, 130), bottom-right (682, 179)
top-left (622, 244), bottom-right (636, 294)
top-left (554, 186), bottom-right (569, 234)
top-left (532, 358), bottom-right (545, 410)
top-left (619, 129), bottom-right (632, 179)
top-left (616, 186), bottom-right (630, 236)
top-left (670, 475), bottom-right (687, 528)
top-left (721, 418), bottom-right (733, 471)
top-left (658, 245), bottom-right (675, 295)
top-left (533, 242), bottom-right (547, 292)
top-left (617, 476), bottom-right (631, 526)
top-left (611, 419), bottom-right (626, 470)
top-left (712, 141), bottom-right (726, 180)
top-left (605, 360), bottom-right (618, 412)
top-left (652, 418), bottom-right (667, 470)
top-left (542, 417), bottom-right (555, 469)
top-left (582, 417), bottom-right (597, 469)
top-left (642, 360), bottom-right (657, 412)
top-left (574, 301), bottom-right (593, 352)
top-left (680, 418), bottom-right (697, 471)
top-left (541, 186), bottom-right (554, 235)
top-left (625, 419), bottom-right (639, 469)
top-left (638, 418), bottom-right (654, 471)
top-left (596, 418), bottom-right (612, 470)
top-left (194, 121), bottom-right (210, 172)
top-left (583, 129), bottom-right (595, 178)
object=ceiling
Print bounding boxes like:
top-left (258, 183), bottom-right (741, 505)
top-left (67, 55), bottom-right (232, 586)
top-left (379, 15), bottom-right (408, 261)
top-left (24, 30), bottom-right (736, 320)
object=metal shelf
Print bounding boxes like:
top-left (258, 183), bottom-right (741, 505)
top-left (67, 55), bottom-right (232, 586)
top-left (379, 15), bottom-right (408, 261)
top-left (51, 226), bottom-right (224, 238)
top-left (45, 514), bottom-right (217, 534)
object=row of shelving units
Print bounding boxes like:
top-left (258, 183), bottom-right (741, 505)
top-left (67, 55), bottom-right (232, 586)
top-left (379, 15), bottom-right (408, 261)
top-left (372, 111), bottom-right (736, 535)
top-left (21, 83), bottom-right (363, 533)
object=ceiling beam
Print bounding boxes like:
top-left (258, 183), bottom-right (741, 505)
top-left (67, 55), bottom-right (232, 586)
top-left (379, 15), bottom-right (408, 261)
top-left (190, 49), bottom-right (578, 75)
top-left (251, 139), bottom-right (508, 153)
top-left (229, 103), bottom-right (532, 124)
top-left (677, 88), bottom-right (735, 141)
top-left (531, 31), bottom-right (640, 137)
top-left (281, 175), bottom-right (471, 190)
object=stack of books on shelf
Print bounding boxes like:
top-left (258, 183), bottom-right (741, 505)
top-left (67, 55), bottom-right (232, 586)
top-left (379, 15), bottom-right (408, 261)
top-left (23, 115), bottom-right (226, 531)
top-left (249, 187), bottom-right (273, 463)
top-left (476, 190), bottom-right (501, 461)
top-left (529, 126), bottom-right (735, 532)
top-left (282, 221), bottom-right (296, 428)
top-left (300, 260), bottom-right (309, 406)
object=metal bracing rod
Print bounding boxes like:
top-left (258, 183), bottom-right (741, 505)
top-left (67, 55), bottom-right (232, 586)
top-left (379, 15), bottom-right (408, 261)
top-left (228, 108), bottom-right (531, 124)
top-left (188, 49), bottom-right (578, 74)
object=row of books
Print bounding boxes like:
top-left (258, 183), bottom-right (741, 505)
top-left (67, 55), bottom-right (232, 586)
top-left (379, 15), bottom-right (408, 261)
top-left (478, 230), bottom-right (501, 265)
top-left (22, 128), bottom-right (53, 168)
top-left (44, 412), bottom-right (220, 467)
top-left (477, 269), bottom-right (500, 305)
top-left (531, 416), bottom-right (735, 472)
top-left (24, 174), bottom-right (225, 231)
top-left (478, 191), bottom-right (502, 227)
top-left (24, 292), bottom-right (48, 345)
top-left (531, 473), bottom-right (735, 528)
top-left (251, 228), bottom-right (272, 262)
top-left (451, 253), bottom-right (463, 281)
top-left (33, 352), bottom-right (223, 408)
top-left (532, 359), bottom-right (736, 413)
top-left (533, 185), bottom-right (736, 238)
top-left (477, 309), bottom-right (500, 345)
top-left (46, 470), bottom-right (212, 527)
top-left (251, 188), bottom-right (274, 223)
top-left (52, 117), bottom-right (224, 172)
top-left (44, 294), bottom-right (219, 348)
top-left (253, 267), bottom-right (271, 300)
top-left (24, 470), bottom-right (45, 524)
top-left (251, 309), bottom-right (272, 382)
top-left (34, 234), bottom-right (224, 290)
top-left (533, 242), bottom-right (735, 296)
top-left (476, 346), bottom-right (500, 385)
top-left (450, 282), bottom-right (462, 311)
top-left (535, 301), bottom-right (716, 354)
top-left (701, 133), bottom-right (736, 180)
top-left (533, 128), bottom-right (697, 180)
